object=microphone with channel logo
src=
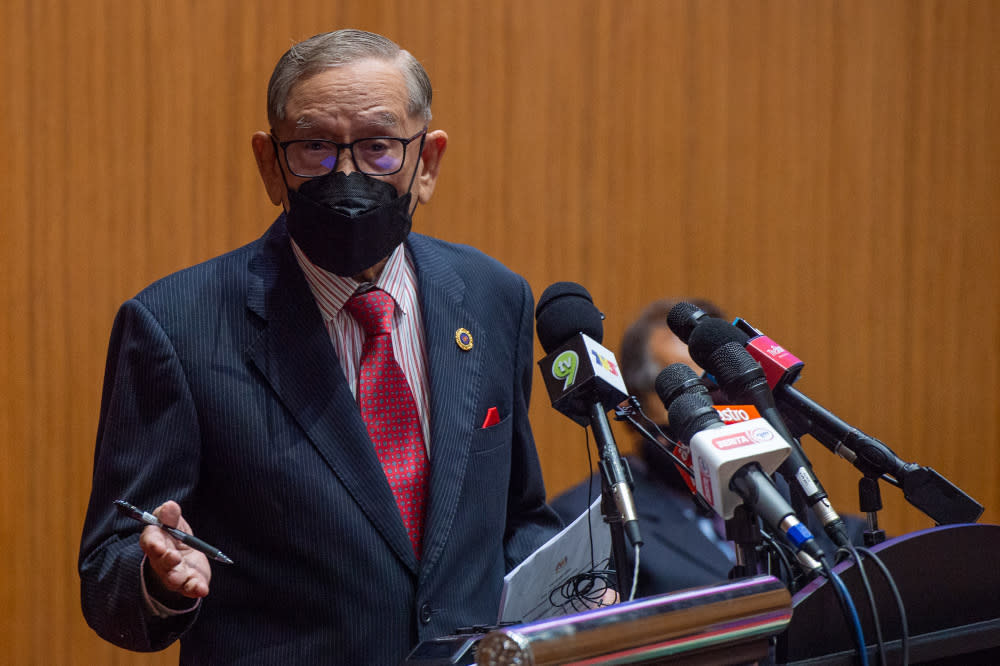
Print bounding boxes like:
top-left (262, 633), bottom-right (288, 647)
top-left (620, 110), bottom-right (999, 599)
top-left (683, 316), bottom-right (852, 548)
top-left (535, 282), bottom-right (642, 550)
top-left (672, 302), bottom-right (984, 526)
top-left (652, 362), bottom-right (761, 496)
top-left (668, 390), bottom-right (825, 571)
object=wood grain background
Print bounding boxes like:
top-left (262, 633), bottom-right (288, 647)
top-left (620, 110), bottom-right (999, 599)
top-left (2, 1), bottom-right (997, 663)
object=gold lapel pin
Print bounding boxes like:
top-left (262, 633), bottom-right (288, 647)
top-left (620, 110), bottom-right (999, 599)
top-left (455, 328), bottom-right (474, 351)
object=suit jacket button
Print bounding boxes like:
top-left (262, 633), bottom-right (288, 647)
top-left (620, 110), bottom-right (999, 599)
top-left (419, 603), bottom-right (433, 625)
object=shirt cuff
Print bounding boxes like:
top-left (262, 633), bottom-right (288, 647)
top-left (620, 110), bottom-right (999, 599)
top-left (140, 554), bottom-right (201, 618)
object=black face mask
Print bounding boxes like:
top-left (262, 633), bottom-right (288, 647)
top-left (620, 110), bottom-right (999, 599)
top-left (285, 171), bottom-right (413, 277)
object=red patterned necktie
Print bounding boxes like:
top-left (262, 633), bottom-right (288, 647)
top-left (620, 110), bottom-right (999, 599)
top-left (344, 288), bottom-right (428, 557)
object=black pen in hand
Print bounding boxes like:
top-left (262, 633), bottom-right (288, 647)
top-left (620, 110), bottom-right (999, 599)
top-left (114, 499), bottom-right (234, 565)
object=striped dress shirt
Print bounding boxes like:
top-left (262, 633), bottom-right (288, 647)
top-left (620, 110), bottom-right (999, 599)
top-left (291, 240), bottom-right (432, 455)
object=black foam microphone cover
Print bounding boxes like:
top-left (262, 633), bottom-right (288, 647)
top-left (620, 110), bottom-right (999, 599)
top-left (667, 391), bottom-right (723, 444)
top-left (667, 302), bottom-right (715, 343)
top-left (654, 363), bottom-right (708, 412)
top-left (687, 318), bottom-right (750, 370)
top-left (535, 282), bottom-right (604, 354)
top-left (709, 341), bottom-right (771, 400)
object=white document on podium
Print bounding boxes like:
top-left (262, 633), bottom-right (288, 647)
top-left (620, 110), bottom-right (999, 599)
top-left (497, 497), bottom-right (612, 624)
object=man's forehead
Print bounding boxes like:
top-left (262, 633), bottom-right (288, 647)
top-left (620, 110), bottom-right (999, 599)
top-left (282, 64), bottom-right (410, 130)
top-left (292, 109), bottom-right (402, 130)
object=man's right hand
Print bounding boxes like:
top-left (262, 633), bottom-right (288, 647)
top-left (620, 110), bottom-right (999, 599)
top-left (139, 500), bottom-right (211, 603)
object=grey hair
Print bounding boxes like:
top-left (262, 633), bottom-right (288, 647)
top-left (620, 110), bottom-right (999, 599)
top-left (266, 29), bottom-right (432, 127)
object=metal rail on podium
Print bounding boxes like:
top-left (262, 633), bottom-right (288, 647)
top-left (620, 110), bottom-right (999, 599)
top-left (473, 575), bottom-right (791, 665)
top-left (774, 523), bottom-right (1000, 665)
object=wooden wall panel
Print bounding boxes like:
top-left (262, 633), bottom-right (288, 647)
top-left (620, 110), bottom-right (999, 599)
top-left (1, 1), bottom-right (997, 663)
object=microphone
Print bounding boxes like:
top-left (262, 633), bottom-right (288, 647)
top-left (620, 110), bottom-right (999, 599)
top-left (653, 363), bottom-right (710, 417)
top-left (645, 363), bottom-right (707, 496)
top-left (652, 362), bottom-right (760, 500)
top-left (655, 363), bottom-right (761, 427)
top-left (686, 320), bottom-right (790, 439)
top-left (731, 318), bottom-right (805, 391)
top-left (535, 282), bottom-right (642, 547)
top-left (685, 318), bottom-right (852, 548)
top-left (666, 301), bottom-right (717, 344)
top-left (668, 391), bottom-right (825, 565)
top-left (730, 318), bottom-right (984, 525)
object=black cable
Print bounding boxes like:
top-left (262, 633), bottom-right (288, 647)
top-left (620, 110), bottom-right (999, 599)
top-left (757, 528), bottom-right (798, 588)
top-left (582, 426), bottom-right (641, 602)
top-left (583, 428), bottom-right (598, 565)
top-left (628, 544), bottom-right (640, 601)
top-left (629, 397), bottom-right (674, 446)
top-left (821, 558), bottom-right (870, 666)
top-left (841, 545), bottom-right (887, 665)
top-left (544, 431), bottom-right (620, 615)
top-left (856, 546), bottom-right (909, 666)
top-left (548, 560), bottom-right (617, 615)
top-left (579, 428), bottom-right (632, 603)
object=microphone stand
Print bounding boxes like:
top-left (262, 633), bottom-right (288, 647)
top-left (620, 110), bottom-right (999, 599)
top-left (725, 505), bottom-right (761, 580)
top-left (599, 474), bottom-right (632, 594)
top-left (859, 474), bottom-right (887, 546)
top-left (590, 403), bottom-right (638, 596)
top-left (589, 402), bottom-right (639, 595)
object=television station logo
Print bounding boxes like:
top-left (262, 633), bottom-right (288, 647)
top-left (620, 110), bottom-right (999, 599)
top-left (550, 348), bottom-right (620, 391)
top-left (711, 425), bottom-right (775, 451)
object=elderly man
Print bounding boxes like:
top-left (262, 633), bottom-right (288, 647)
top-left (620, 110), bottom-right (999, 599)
top-left (79, 29), bottom-right (560, 664)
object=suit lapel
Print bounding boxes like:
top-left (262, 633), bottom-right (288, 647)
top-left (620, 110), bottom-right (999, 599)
top-left (406, 234), bottom-right (483, 583)
top-left (244, 219), bottom-right (418, 572)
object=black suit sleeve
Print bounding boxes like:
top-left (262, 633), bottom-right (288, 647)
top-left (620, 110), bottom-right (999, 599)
top-left (79, 298), bottom-right (201, 650)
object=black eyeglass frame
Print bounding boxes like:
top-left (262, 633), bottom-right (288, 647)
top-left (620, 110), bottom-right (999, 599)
top-left (270, 126), bottom-right (428, 178)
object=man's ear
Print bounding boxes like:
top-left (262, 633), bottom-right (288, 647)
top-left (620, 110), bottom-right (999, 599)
top-left (251, 131), bottom-right (287, 207)
top-left (414, 129), bottom-right (448, 205)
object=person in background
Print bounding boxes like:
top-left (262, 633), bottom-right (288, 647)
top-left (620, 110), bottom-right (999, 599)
top-left (79, 29), bottom-right (561, 664)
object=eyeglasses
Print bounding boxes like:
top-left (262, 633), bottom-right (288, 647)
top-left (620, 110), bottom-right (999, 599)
top-left (272, 127), bottom-right (428, 177)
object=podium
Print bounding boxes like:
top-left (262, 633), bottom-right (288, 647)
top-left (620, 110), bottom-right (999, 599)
top-left (409, 524), bottom-right (1000, 665)
top-left (774, 523), bottom-right (1000, 664)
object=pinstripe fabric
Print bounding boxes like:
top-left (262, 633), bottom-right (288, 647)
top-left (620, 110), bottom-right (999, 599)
top-left (290, 240), bottom-right (432, 452)
top-left (78, 216), bottom-right (562, 664)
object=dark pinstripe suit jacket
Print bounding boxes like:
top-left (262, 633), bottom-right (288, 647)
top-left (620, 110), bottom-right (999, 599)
top-left (79, 216), bottom-right (561, 664)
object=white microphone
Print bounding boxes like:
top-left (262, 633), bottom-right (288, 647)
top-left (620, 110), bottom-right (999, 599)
top-left (669, 392), bottom-right (825, 565)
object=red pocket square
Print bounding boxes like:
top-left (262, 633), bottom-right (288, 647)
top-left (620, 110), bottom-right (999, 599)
top-left (481, 406), bottom-right (501, 428)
